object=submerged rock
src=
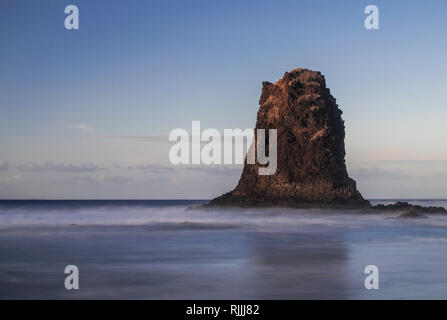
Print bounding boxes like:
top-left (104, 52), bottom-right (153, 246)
top-left (372, 201), bottom-right (447, 214)
top-left (209, 68), bottom-right (368, 208)
top-left (395, 210), bottom-right (429, 219)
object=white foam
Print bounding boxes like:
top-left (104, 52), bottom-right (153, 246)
top-left (1, 203), bottom-right (447, 230)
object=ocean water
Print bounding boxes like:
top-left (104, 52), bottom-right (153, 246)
top-left (1, 199), bottom-right (447, 299)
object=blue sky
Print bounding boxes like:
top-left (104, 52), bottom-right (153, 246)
top-left (1, 0), bottom-right (447, 199)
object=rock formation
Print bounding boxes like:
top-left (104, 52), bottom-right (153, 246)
top-left (395, 210), bottom-right (428, 219)
top-left (203, 68), bottom-right (447, 214)
top-left (372, 201), bottom-right (446, 214)
top-left (209, 68), bottom-right (369, 207)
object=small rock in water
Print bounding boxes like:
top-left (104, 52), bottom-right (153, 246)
top-left (396, 210), bottom-right (428, 219)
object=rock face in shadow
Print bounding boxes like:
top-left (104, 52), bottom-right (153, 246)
top-left (395, 210), bottom-right (429, 219)
top-left (372, 201), bottom-right (447, 214)
top-left (209, 68), bottom-right (369, 208)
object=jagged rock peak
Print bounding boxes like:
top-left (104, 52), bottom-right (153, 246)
top-left (209, 68), bottom-right (369, 207)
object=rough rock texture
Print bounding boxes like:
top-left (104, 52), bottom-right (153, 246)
top-left (395, 210), bottom-right (429, 219)
top-left (372, 201), bottom-right (447, 214)
top-left (209, 68), bottom-right (369, 207)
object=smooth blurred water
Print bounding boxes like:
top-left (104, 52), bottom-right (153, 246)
top-left (0, 200), bottom-right (447, 299)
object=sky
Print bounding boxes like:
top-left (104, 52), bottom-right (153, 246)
top-left (1, 0), bottom-right (447, 199)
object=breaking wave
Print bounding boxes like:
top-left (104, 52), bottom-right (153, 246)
top-left (1, 200), bottom-right (447, 230)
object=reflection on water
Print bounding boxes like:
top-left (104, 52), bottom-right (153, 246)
top-left (0, 200), bottom-right (447, 299)
top-left (248, 232), bottom-right (352, 299)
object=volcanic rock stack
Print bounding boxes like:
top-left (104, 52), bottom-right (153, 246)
top-left (210, 68), bottom-right (369, 207)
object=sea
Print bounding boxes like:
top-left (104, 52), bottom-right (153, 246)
top-left (1, 199), bottom-right (447, 299)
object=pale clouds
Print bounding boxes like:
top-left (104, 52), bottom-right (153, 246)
top-left (348, 160), bottom-right (447, 179)
top-left (102, 176), bottom-right (133, 184)
top-left (99, 174), bottom-right (133, 184)
top-left (348, 160), bottom-right (447, 199)
top-left (18, 161), bottom-right (104, 173)
top-left (68, 176), bottom-right (97, 184)
top-left (114, 163), bottom-right (176, 173)
top-left (72, 123), bottom-right (94, 132)
top-left (109, 135), bottom-right (167, 143)
top-left (184, 165), bottom-right (242, 176)
top-left (349, 166), bottom-right (409, 179)
top-left (67, 175), bottom-right (133, 184)
top-left (0, 160), bottom-right (8, 171)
